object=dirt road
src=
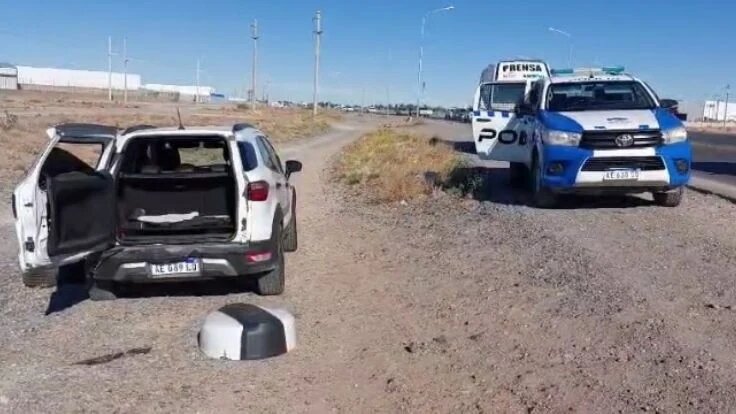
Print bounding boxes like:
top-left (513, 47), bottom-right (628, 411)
top-left (2, 117), bottom-right (736, 413)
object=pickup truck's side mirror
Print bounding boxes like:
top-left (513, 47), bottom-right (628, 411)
top-left (285, 160), bottom-right (302, 178)
top-left (660, 99), bottom-right (678, 112)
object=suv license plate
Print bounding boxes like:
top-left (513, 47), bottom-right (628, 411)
top-left (151, 259), bottom-right (201, 277)
top-left (603, 169), bottom-right (640, 181)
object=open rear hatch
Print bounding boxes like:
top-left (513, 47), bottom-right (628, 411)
top-left (115, 135), bottom-right (237, 244)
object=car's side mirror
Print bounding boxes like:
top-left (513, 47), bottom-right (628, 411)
top-left (285, 160), bottom-right (302, 178)
top-left (516, 103), bottom-right (534, 116)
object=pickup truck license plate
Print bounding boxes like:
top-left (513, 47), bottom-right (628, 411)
top-left (603, 169), bottom-right (639, 181)
top-left (151, 259), bottom-right (200, 277)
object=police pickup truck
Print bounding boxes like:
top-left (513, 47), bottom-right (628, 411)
top-left (472, 64), bottom-right (691, 207)
top-left (472, 60), bottom-right (551, 185)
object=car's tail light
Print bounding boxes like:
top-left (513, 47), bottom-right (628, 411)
top-left (246, 251), bottom-right (272, 263)
top-left (247, 181), bottom-right (269, 201)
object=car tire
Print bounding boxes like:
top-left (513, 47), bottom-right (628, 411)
top-left (283, 195), bottom-right (298, 253)
top-left (22, 268), bottom-right (57, 288)
top-left (256, 225), bottom-right (285, 296)
top-left (531, 152), bottom-right (558, 208)
top-left (509, 162), bottom-right (529, 189)
top-left (88, 280), bottom-right (117, 301)
top-left (653, 187), bottom-right (683, 207)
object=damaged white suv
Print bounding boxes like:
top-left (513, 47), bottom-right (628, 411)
top-left (12, 123), bottom-right (301, 300)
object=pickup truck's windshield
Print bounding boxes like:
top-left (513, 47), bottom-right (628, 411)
top-left (479, 82), bottom-right (526, 111)
top-left (547, 81), bottom-right (656, 112)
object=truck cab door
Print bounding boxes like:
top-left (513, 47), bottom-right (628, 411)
top-left (471, 81), bottom-right (531, 165)
top-left (13, 124), bottom-right (117, 274)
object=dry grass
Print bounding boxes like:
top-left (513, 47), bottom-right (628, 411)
top-left (0, 91), bottom-right (341, 188)
top-left (336, 128), bottom-right (463, 203)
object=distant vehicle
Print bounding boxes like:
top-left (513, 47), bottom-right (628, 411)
top-left (473, 65), bottom-right (691, 207)
top-left (13, 123), bottom-right (302, 299)
top-left (419, 109), bottom-right (434, 117)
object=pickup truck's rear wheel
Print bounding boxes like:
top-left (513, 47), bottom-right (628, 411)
top-left (256, 225), bottom-right (285, 295)
top-left (509, 162), bottom-right (529, 189)
top-left (653, 187), bottom-right (683, 207)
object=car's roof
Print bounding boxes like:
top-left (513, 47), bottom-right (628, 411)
top-left (121, 125), bottom-right (265, 141)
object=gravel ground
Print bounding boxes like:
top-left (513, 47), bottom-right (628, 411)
top-left (1, 117), bottom-right (736, 413)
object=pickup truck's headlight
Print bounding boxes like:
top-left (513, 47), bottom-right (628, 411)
top-left (662, 126), bottom-right (687, 144)
top-left (542, 129), bottom-right (582, 146)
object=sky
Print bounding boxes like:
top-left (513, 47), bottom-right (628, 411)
top-left (0, 0), bottom-right (734, 111)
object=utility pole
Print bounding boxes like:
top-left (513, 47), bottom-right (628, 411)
top-left (123, 37), bottom-right (129, 103)
top-left (107, 36), bottom-right (116, 101)
top-left (250, 19), bottom-right (259, 110)
top-left (724, 85), bottom-right (731, 128)
top-left (312, 10), bottom-right (322, 117)
top-left (417, 6), bottom-right (454, 118)
top-left (195, 59), bottom-right (201, 104)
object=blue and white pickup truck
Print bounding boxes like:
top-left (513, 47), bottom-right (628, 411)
top-left (472, 65), bottom-right (691, 207)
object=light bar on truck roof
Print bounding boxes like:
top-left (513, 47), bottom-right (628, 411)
top-left (551, 66), bottom-right (625, 76)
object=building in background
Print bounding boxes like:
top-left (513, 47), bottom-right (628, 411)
top-left (0, 63), bottom-right (18, 90)
top-left (703, 100), bottom-right (736, 122)
top-left (142, 84), bottom-right (215, 102)
top-left (16, 66), bottom-right (141, 91)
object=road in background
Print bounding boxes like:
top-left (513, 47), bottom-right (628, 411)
top-left (690, 130), bottom-right (736, 188)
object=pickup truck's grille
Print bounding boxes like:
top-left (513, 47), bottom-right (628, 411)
top-left (581, 156), bottom-right (665, 171)
top-left (580, 130), bottom-right (663, 149)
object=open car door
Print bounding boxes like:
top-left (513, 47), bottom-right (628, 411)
top-left (46, 170), bottom-right (115, 256)
top-left (14, 124), bottom-right (117, 277)
top-left (471, 81), bottom-right (530, 164)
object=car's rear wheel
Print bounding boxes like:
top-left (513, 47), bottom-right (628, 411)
top-left (653, 187), bottom-right (683, 207)
top-left (256, 225), bottom-right (285, 296)
top-left (531, 152), bottom-right (558, 208)
top-left (22, 268), bottom-right (57, 288)
top-left (88, 279), bottom-right (117, 301)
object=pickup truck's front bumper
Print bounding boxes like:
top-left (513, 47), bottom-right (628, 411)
top-left (541, 141), bottom-right (692, 193)
top-left (93, 240), bottom-right (277, 282)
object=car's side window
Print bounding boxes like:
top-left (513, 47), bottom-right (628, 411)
top-left (237, 141), bottom-right (259, 172)
top-left (257, 136), bottom-right (284, 174)
top-left (255, 137), bottom-right (277, 171)
top-left (262, 137), bottom-right (284, 175)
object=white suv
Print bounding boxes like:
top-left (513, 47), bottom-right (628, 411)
top-left (12, 123), bottom-right (301, 300)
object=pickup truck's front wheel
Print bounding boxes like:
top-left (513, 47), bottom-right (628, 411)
top-left (653, 187), bottom-right (683, 207)
top-left (531, 152), bottom-right (558, 208)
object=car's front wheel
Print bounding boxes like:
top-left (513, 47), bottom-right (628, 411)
top-left (283, 194), bottom-right (298, 252)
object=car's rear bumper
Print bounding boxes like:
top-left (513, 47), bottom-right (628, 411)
top-left (93, 240), bottom-right (277, 283)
